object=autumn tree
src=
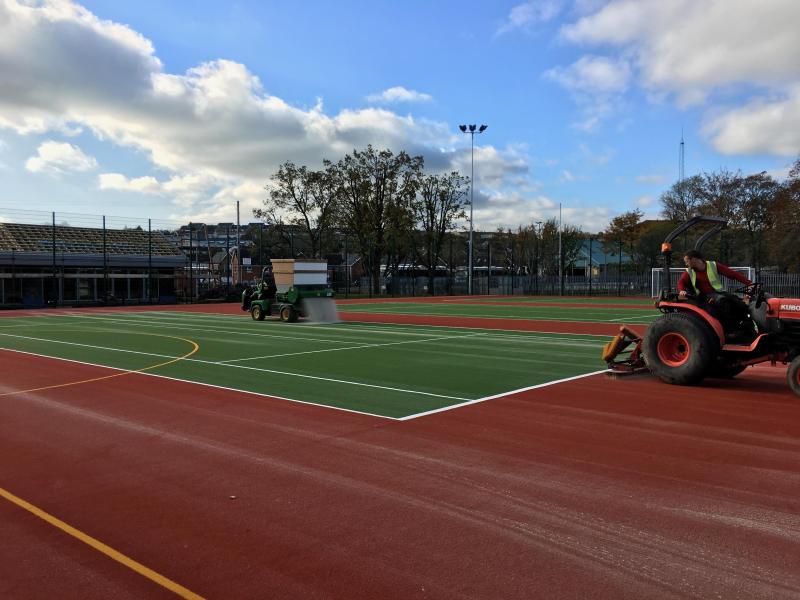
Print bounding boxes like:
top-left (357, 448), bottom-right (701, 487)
top-left (600, 209), bottom-right (644, 275)
top-left (768, 157), bottom-right (800, 271)
top-left (737, 171), bottom-right (778, 270)
top-left (413, 172), bottom-right (469, 294)
top-left (332, 146), bottom-right (422, 295)
top-left (255, 161), bottom-right (338, 258)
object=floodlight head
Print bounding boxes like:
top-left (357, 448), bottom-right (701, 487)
top-left (459, 125), bottom-right (467, 132)
top-left (479, 124), bottom-right (487, 133)
top-left (469, 124), bottom-right (476, 132)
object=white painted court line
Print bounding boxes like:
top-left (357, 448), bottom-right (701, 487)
top-left (59, 313), bottom-right (409, 345)
top-left (13, 312), bottom-right (604, 355)
top-left (339, 307), bottom-right (632, 324)
top-left (218, 332), bottom-right (488, 363)
top-left (397, 369), bottom-right (611, 420)
top-left (2, 314), bottom-right (613, 419)
top-left (0, 348), bottom-right (398, 421)
top-left (0, 331), bottom-right (470, 402)
top-left (62, 313), bottom-right (359, 344)
top-left (95, 311), bottom-right (459, 339)
top-left (609, 315), bottom-right (655, 323)
top-left (341, 317), bottom-right (617, 338)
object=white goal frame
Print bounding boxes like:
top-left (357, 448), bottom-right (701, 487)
top-left (650, 266), bottom-right (755, 298)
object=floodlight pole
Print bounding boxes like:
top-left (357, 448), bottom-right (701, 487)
top-left (459, 123), bottom-right (487, 295)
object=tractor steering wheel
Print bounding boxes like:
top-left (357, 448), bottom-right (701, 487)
top-left (734, 282), bottom-right (765, 309)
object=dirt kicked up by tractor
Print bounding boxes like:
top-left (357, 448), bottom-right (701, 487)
top-left (604, 216), bottom-right (800, 397)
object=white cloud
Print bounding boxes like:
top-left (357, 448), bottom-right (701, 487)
top-left (366, 86), bottom-right (433, 104)
top-left (703, 86), bottom-right (800, 156)
top-left (496, 1), bottom-right (562, 36)
top-left (562, 0), bottom-right (800, 100)
top-left (634, 174), bottom-right (666, 185)
top-left (560, 169), bottom-right (576, 182)
top-left (25, 141), bottom-right (97, 175)
top-left (634, 195), bottom-right (654, 207)
top-left (450, 145), bottom-right (529, 188)
top-left (469, 189), bottom-right (612, 232)
top-left (0, 1), bottom-right (537, 221)
top-left (545, 55), bottom-right (630, 95)
top-left (578, 143), bottom-right (614, 165)
top-left (556, 0), bottom-right (800, 155)
top-left (98, 173), bottom-right (161, 193)
top-left (544, 55), bottom-right (630, 131)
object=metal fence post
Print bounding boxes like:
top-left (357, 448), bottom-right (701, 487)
top-left (51, 212), bottom-right (57, 306)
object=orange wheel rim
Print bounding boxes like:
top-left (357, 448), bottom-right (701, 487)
top-left (657, 332), bottom-right (691, 367)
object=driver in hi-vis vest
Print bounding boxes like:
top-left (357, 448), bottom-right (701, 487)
top-left (677, 249), bottom-right (752, 300)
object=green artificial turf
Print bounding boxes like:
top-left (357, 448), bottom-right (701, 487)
top-left (0, 311), bottom-right (612, 419)
top-left (337, 300), bottom-right (658, 324)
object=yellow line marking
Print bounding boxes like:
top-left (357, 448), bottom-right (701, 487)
top-left (0, 485), bottom-right (204, 599)
top-left (0, 331), bottom-right (203, 595)
top-left (0, 332), bottom-right (199, 397)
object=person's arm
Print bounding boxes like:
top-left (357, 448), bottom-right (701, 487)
top-left (717, 263), bottom-right (752, 285)
top-left (676, 272), bottom-right (691, 298)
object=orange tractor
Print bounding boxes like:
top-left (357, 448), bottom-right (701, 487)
top-left (604, 216), bottom-right (800, 397)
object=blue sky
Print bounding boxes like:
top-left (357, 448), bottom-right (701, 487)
top-left (0, 0), bottom-right (798, 232)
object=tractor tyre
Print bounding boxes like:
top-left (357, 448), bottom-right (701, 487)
top-left (643, 313), bottom-right (717, 385)
top-left (280, 305), bottom-right (298, 323)
top-left (788, 356), bottom-right (800, 398)
top-left (251, 304), bottom-right (266, 321)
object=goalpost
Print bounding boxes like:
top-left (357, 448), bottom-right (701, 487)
top-left (650, 266), bottom-right (755, 298)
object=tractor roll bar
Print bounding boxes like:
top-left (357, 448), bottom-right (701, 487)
top-left (660, 215), bottom-right (728, 297)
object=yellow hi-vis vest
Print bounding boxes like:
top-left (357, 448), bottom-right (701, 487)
top-left (688, 260), bottom-right (724, 294)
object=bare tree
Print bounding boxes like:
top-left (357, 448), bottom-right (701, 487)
top-left (660, 175), bottom-right (703, 221)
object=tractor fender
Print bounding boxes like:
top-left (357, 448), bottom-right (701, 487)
top-left (658, 301), bottom-right (725, 346)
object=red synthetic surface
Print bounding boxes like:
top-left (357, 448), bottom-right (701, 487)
top-left (2, 303), bottom-right (800, 599)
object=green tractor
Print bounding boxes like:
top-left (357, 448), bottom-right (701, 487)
top-left (241, 259), bottom-right (337, 323)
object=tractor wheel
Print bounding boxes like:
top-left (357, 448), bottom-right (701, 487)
top-left (251, 304), bottom-right (266, 321)
top-left (280, 305), bottom-right (297, 323)
top-left (643, 313), bottom-right (717, 385)
top-left (788, 356), bottom-right (800, 398)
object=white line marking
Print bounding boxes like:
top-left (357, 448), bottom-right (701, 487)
top-left (397, 369), bottom-right (610, 420)
top-left (0, 348), bottom-right (398, 420)
top-left (218, 332), bottom-right (488, 363)
top-left (70, 312), bottom-right (454, 340)
top-left (59, 313), bottom-right (357, 344)
top-left (342, 318), bottom-right (616, 338)
top-left (339, 306), bottom-right (635, 323)
top-left (609, 316), bottom-right (655, 323)
top-left (0, 331), bottom-right (470, 402)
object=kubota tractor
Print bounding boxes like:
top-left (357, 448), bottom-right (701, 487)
top-left (604, 216), bottom-right (800, 397)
